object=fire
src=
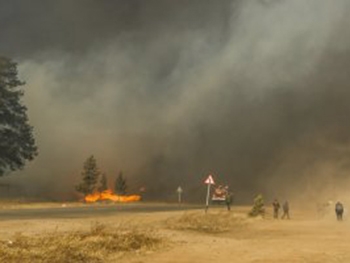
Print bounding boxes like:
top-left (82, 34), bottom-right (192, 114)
top-left (84, 189), bottom-right (141, 203)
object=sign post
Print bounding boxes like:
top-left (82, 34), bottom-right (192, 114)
top-left (177, 186), bottom-right (183, 204)
top-left (204, 175), bottom-right (215, 213)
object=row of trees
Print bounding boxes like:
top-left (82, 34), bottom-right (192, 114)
top-left (75, 155), bottom-right (127, 196)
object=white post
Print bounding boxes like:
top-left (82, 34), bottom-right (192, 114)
top-left (205, 183), bottom-right (211, 213)
top-left (177, 186), bottom-right (183, 205)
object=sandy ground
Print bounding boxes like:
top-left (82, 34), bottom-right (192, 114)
top-left (0, 204), bottom-right (349, 263)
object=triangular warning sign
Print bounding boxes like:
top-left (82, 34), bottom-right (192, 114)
top-left (204, 175), bottom-right (215, 185)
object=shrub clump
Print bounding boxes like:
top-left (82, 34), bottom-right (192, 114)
top-left (167, 211), bottom-right (246, 233)
top-left (0, 223), bottom-right (162, 263)
top-left (248, 194), bottom-right (265, 217)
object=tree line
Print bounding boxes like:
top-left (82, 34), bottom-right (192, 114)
top-left (75, 155), bottom-right (128, 197)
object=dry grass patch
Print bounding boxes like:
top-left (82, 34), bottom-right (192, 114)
top-left (166, 211), bottom-right (247, 234)
top-left (0, 222), bottom-right (162, 263)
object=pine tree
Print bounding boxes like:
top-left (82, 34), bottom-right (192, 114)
top-left (0, 56), bottom-right (38, 175)
top-left (76, 155), bottom-right (100, 196)
top-left (248, 194), bottom-right (265, 217)
top-left (114, 171), bottom-right (127, 195)
top-left (98, 173), bottom-right (108, 192)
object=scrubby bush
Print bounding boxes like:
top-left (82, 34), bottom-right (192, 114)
top-left (167, 211), bottom-right (246, 233)
top-left (248, 194), bottom-right (265, 217)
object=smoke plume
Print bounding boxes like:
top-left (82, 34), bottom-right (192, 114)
top-left (1, 0), bottom-right (350, 203)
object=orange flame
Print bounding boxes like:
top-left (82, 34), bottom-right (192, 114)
top-left (84, 189), bottom-right (141, 203)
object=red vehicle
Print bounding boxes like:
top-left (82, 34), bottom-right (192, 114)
top-left (211, 185), bottom-right (229, 203)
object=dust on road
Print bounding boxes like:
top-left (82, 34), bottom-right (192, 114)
top-left (0, 204), bottom-right (349, 263)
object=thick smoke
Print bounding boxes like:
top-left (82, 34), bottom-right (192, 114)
top-left (1, 0), bottom-right (350, 203)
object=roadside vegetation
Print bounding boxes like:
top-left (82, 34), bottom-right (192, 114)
top-left (0, 222), bottom-right (162, 263)
top-left (166, 211), bottom-right (247, 234)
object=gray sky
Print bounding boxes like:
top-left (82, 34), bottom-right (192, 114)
top-left (1, 0), bottom-right (350, 203)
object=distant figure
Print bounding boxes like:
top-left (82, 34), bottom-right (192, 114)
top-left (281, 201), bottom-right (290, 219)
top-left (317, 201), bottom-right (333, 219)
top-left (335, 201), bottom-right (344, 221)
top-left (272, 199), bottom-right (280, 219)
top-left (225, 192), bottom-right (233, 211)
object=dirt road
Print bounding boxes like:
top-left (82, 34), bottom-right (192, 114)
top-left (0, 202), bottom-right (202, 220)
top-left (140, 212), bottom-right (350, 263)
top-left (0, 204), bottom-right (349, 262)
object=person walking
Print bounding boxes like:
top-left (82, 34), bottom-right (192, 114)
top-left (281, 200), bottom-right (290, 219)
top-left (272, 199), bottom-right (280, 219)
top-left (335, 201), bottom-right (344, 221)
top-left (225, 191), bottom-right (233, 211)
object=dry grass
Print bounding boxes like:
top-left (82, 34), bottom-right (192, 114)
top-left (0, 222), bottom-right (162, 263)
top-left (166, 211), bottom-right (247, 234)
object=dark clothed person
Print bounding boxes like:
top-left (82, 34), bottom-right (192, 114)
top-left (281, 201), bottom-right (290, 219)
top-left (225, 192), bottom-right (233, 211)
top-left (335, 202), bottom-right (344, 221)
top-left (272, 199), bottom-right (280, 219)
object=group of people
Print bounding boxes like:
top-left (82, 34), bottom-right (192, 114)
top-left (273, 199), bottom-right (345, 221)
top-left (221, 187), bottom-right (345, 222)
top-left (317, 200), bottom-right (345, 221)
top-left (272, 199), bottom-right (290, 219)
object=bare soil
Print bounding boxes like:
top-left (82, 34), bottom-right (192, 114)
top-left (0, 204), bottom-right (349, 263)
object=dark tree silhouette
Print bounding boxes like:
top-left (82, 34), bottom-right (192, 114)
top-left (114, 171), bottom-right (127, 195)
top-left (98, 173), bottom-right (108, 192)
top-left (0, 56), bottom-right (38, 175)
top-left (76, 155), bottom-right (100, 196)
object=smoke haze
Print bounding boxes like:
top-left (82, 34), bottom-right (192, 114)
top-left (1, 0), bottom-right (350, 203)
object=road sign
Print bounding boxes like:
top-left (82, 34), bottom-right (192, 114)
top-left (204, 174), bottom-right (215, 213)
top-left (204, 175), bottom-right (215, 185)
